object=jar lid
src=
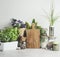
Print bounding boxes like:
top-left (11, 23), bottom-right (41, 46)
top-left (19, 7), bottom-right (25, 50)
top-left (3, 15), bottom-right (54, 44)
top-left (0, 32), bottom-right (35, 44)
top-left (53, 42), bottom-right (59, 44)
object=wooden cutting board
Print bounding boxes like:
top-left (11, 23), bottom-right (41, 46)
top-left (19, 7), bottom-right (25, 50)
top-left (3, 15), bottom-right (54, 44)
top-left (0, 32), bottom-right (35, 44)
top-left (26, 23), bottom-right (40, 48)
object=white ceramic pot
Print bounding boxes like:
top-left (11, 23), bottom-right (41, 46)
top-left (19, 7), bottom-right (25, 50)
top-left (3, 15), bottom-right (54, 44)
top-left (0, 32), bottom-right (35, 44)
top-left (0, 41), bottom-right (18, 51)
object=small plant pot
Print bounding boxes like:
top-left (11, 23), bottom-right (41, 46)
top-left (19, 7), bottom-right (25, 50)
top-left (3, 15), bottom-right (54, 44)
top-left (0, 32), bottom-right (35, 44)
top-left (52, 42), bottom-right (59, 51)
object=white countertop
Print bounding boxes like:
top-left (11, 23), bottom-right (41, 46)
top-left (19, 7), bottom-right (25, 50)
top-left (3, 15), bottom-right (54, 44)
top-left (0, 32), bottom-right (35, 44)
top-left (0, 49), bottom-right (60, 57)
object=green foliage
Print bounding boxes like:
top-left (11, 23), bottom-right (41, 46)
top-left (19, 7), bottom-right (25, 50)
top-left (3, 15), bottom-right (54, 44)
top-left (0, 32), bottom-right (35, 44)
top-left (0, 18), bottom-right (47, 43)
top-left (40, 28), bottom-right (47, 42)
top-left (32, 19), bottom-right (38, 28)
top-left (0, 27), bottom-right (19, 42)
top-left (49, 6), bottom-right (59, 26)
top-left (36, 26), bottom-right (41, 29)
top-left (43, 2), bottom-right (59, 26)
top-left (32, 19), bottom-right (47, 36)
top-left (35, 25), bottom-right (47, 43)
top-left (32, 19), bottom-right (35, 23)
top-left (40, 28), bottom-right (46, 35)
top-left (25, 22), bottom-right (31, 29)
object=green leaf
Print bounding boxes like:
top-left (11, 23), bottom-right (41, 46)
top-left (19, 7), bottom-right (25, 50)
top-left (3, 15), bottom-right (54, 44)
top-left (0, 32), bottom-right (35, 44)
top-left (32, 19), bottom-right (35, 23)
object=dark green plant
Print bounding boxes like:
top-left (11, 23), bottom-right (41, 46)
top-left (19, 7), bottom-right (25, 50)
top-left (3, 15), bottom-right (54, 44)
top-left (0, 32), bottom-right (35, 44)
top-left (40, 28), bottom-right (47, 43)
top-left (32, 19), bottom-right (38, 28)
top-left (0, 30), bottom-right (3, 41)
top-left (32, 19), bottom-right (35, 23)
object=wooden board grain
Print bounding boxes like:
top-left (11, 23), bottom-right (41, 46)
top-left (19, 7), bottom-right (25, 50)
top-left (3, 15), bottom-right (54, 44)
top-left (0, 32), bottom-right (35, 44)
top-left (26, 29), bottom-right (40, 48)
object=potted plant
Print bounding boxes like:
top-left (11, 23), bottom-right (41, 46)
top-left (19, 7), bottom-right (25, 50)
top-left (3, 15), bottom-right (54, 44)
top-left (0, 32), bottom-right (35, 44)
top-left (44, 3), bottom-right (59, 38)
top-left (49, 6), bottom-right (59, 38)
top-left (0, 27), bottom-right (19, 51)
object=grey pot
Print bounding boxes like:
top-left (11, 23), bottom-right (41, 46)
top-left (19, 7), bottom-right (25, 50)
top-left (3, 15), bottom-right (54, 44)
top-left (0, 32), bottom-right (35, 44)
top-left (49, 26), bottom-right (54, 37)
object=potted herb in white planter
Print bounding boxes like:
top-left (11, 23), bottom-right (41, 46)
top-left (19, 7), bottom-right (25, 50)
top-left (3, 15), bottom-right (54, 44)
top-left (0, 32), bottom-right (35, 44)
top-left (0, 18), bottom-right (28, 51)
top-left (0, 27), bottom-right (19, 51)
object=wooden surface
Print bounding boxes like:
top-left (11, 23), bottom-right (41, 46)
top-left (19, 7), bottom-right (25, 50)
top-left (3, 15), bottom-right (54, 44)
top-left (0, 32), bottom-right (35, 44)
top-left (26, 23), bottom-right (40, 48)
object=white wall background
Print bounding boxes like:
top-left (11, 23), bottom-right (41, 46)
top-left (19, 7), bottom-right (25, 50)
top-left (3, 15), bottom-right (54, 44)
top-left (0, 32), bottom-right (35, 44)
top-left (0, 0), bottom-right (60, 42)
